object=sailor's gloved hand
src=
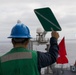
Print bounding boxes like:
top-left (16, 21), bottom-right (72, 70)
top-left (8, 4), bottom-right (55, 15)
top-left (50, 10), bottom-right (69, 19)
top-left (51, 31), bottom-right (59, 39)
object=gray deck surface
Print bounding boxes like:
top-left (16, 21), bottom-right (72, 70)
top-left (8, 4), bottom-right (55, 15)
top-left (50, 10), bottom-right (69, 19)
top-left (42, 68), bottom-right (76, 75)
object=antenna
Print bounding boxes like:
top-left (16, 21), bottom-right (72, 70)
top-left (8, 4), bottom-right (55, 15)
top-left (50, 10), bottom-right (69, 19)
top-left (36, 28), bottom-right (48, 44)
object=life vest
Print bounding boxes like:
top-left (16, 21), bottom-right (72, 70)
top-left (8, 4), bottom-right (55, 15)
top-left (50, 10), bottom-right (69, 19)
top-left (0, 47), bottom-right (40, 75)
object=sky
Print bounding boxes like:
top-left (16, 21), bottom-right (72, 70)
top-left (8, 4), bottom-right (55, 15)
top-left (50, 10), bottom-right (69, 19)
top-left (0, 0), bottom-right (76, 41)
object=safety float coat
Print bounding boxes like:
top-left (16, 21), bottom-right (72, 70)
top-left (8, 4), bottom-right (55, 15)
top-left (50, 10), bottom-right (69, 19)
top-left (0, 47), bottom-right (39, 75)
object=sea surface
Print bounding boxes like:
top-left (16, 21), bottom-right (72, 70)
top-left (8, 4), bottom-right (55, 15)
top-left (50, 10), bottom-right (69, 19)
top-left (0, 39), bottom-right (76, 65)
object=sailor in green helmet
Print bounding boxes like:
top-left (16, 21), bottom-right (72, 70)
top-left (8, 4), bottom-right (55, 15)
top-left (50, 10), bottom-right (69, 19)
top-left (0, 20), bottom-right (59, 75)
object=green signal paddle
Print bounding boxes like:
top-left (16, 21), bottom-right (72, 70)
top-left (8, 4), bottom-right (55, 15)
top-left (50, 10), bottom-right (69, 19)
top-left (34, 7), bottom-right (62, 31)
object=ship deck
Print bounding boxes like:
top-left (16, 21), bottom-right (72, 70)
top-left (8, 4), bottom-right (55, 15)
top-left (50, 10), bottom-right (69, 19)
top-left (42, 68), bottom-right (76, 75)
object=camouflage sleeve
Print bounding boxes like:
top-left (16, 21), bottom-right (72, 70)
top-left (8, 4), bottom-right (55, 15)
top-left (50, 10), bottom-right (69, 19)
top-left (37, 37), bottom-right (59, 69)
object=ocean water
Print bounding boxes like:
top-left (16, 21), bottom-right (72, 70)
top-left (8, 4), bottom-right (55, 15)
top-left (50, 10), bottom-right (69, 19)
top-left (0, 39), bottom-right (76, 65)
top-left (0, 41), bottom-right (13, 55)
top-left (65, 39), bottom-right (76, 65)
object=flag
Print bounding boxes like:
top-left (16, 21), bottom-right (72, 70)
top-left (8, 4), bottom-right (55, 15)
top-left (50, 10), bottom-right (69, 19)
top-left (56, 37), bottom-right (68, 64)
